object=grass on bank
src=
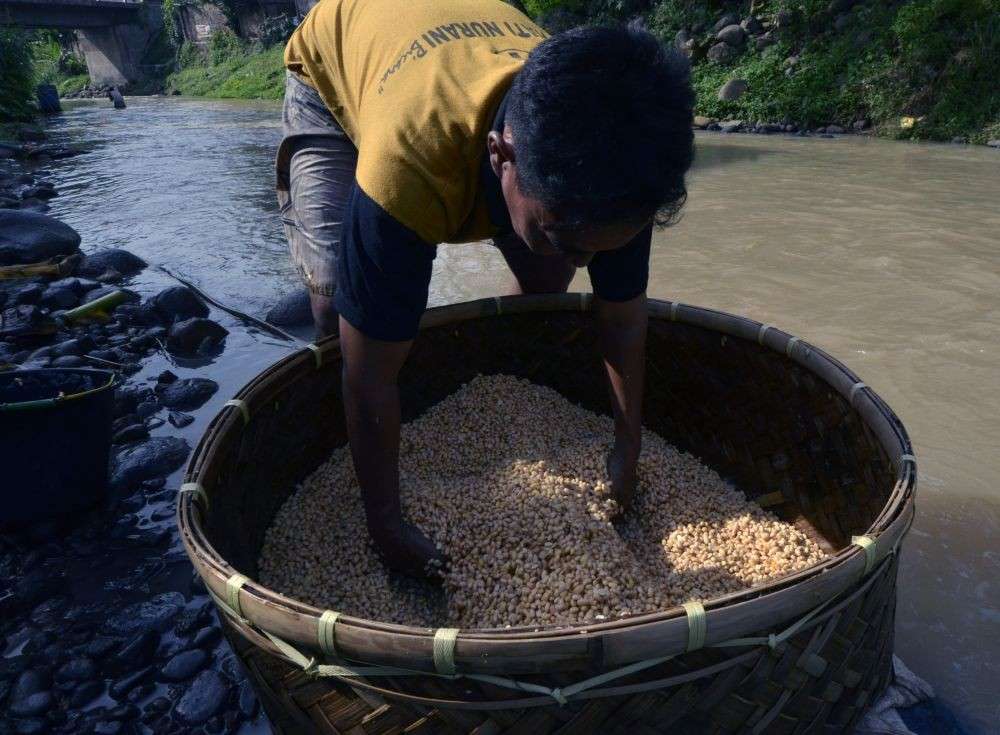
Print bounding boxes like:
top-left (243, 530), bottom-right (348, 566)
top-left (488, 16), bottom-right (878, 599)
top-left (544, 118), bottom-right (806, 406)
top-left (1, 30), bottom-right (36, 122)
top-left (646, 0), bottom-right (1000, 143)
top-left (165, 31), bottom-right (284, 99)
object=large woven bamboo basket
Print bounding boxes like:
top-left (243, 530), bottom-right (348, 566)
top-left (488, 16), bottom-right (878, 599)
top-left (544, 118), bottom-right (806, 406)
top-left (178, 294), bottom-right (916, 734)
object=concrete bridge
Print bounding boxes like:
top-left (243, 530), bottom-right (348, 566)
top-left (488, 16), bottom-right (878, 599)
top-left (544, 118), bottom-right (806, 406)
top-left (0, 0), bottom-right (155, 88)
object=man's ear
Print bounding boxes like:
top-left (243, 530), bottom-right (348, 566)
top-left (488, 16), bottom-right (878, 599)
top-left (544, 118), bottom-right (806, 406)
top-left (487, 130), bottom-right (515, 178)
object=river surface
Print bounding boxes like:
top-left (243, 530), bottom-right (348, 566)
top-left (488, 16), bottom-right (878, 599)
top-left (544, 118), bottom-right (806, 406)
top-left (39, 97), bottom-right (999, 733)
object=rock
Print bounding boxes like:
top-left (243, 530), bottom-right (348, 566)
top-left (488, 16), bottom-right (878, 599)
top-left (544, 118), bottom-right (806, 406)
top-left (692, 115), bottom-right (716, 129)
top-left (146, 286), bottom-right (209, 324)
top-left (55, 657), bottom-right (97, 684)
top-left (986, 139), bottom-right (1000, 148)
top-left (713, 12), bottom-right (739, 32)
top-left (0, 211), bottom-right (80, 265)
top-left (157, 378), bottom-right (218, 411)
top-left (36, 84), bottom-right (61, 115)
top-left (93, 721), bottom-right (123, 735)
top-left (9, 690), bottom-right (53, 717)
top-left (776, 9), bottom-right (796, 29)
top-left (716, 24), bottom-right (746, 47)
top-left (174, 670), bottom-right (229, 725)
top-left (108, 437), bottom-right (190, 493)
top-left (265, 289), bottom-right (313, 328)
top-left (166, 318), bottom-right (228, 355)
top-left (112, 423), bottom-right (149, 445)
top-left (107, 631), bottom-right (159, 674)
top-left (160, 649), bottom-right (209, 682)
top-left (11, 669), bottom-right (49, 702)
top-left (756, 32), bottom-right (776, 49)
top-left (826, 124), bottom-right (846, 134)
top-left (77, 249), bottom-right (146, 279)
top-left (53, 336), bottom-right (94, 356)
top-left (720, 120), bottom-right (744, 133)
top-left (168, 411), bottom-right (195, 428)
top-left (707, 42), bottom-right (737, 63)
top-left (109, 665), bottom-right (152, 699)
top-left (107, 594), bottom-right (186, 638)
top-left (135, 399), bottom-right (160, 419)
top-left (51, 355), bottom-right (85, 367)
top-left (673, 29), bottom-right (690, 49)
top-left (12, 282), bottom-right (44, 305)
top-left (718, 79), bottom-right (749, 102)
top-left (95, 267), bottom-right (123, 283)
top-left (853, 119), bottom-right (870, 131)
top-left (237, 679), bottom-right (258, 718)
top-left (12, 718), bottom-right (47, 734)
top-left (39, 283), bottom-right (79, 310)
top-left (192, 625), bottom-right (221, 649)
top-left (741, 16), bottom-right (763, 35)
top-left (68, 679), bottom-right (104, 707)
top-left (156, 370), bottom-right (178, 384)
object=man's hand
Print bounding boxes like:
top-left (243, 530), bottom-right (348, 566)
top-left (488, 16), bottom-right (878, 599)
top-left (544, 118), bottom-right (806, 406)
top-left (369, 520), bottom-right (446, 579)
top-left (607, 438), bottom-right (640, 511)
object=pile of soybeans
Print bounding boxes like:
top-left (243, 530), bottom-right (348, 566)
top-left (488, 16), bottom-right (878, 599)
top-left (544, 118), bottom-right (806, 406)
top-left (259, 375), bottom-right (827, 629)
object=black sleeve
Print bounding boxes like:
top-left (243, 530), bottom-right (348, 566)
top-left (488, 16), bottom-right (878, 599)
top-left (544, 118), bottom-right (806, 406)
top-left (586, 224), bottom-right (652, 302)
top-left (334, 185), bottom-right (437, 341)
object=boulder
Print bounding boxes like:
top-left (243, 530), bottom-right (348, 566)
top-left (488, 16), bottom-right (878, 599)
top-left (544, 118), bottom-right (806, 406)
top-left (693, 115), bottom-right (716, 129)
top-left (741, 16), bottom-right (763, 35)
top-left (265, 288), bottom-right (313, 328)
top-left (109, 436), bottom-right (190, 492)
top-left (826, 124), bottom-right (846, 134)
top-left (986, 139), bottom-right (1000, 148)
top-left (157, 377), bottom-right (218, 411)
top-left (716, 24), bottom-right (746, 47)
top-left (174, 670), bottom-right (229, 725)
top-left (756, 32), bottom-right (777, 50)
top-left (9, 690), bottom-right (52, 717)
top-left (39, 283), bottom-right (79, 310)
top-left (51, 355), bottom-right (85, 367)
top-left (718, 79), bottom-right (749, 102)
top-left (36, 84), bottom-right (61, 115)
top-left (720, 120), bottom-right (745, 133)
top-left (112, 423), bottom-right (149, 445)
top-left (0, 210), bottom-right (80, 265)
top-left (146, 286), bottom-right (208, 324)
top-left (166, 318), bottom-right (228, 355)
top-left (674, 29), bottom-right (690, 49)
top-left (168, 411), bottom-right (195, 428)
top-left (707, 42), bottom-right (737, 63)
top-left (713, 12), bottom-right (740, 32)
top-left (106, 593), bottom-right (186, 636)
top-left (160, 649), bottom-right (209, 682)
top-left (77, 249), bottom-right (146, 278)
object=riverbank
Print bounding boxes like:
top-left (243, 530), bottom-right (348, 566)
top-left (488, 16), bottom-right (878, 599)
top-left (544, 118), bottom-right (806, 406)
top-left (1, 122), bottom-right (272, 733)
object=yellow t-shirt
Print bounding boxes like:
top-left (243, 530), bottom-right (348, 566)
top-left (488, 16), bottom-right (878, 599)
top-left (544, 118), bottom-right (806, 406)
top-left (284, 0), bottom-right (547, 245)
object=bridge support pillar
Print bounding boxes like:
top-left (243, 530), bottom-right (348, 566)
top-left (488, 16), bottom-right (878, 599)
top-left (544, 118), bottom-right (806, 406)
top-left (77, 23), bottom-right (143, 88)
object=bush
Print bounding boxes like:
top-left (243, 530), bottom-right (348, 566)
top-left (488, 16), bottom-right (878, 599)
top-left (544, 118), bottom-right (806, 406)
top-left (209, 28), bottom-right (245, 65)
top-left (0, 29), bottom-right (35, 121)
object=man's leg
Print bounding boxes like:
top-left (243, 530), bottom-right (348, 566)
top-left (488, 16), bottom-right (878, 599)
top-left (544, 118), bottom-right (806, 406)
top-left (493, 233), bottom-right (576, 294)
top-left (285, 136), bottom-right (358, 338)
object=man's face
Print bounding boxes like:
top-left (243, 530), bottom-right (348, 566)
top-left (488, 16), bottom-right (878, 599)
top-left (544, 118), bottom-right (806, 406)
top-left (488, 129), bottom-right (648, 267)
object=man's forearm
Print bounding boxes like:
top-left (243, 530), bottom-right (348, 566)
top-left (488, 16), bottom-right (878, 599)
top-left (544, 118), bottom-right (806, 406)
top-left (596, 293), bottom-right (648, 455)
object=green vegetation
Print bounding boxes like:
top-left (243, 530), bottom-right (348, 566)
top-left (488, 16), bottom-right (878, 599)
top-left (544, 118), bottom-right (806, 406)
top-left (0, 29), bottom-right (36, 122)
top-left (165, 34), bottom-right (284, 99)
top-left (542, 0), bottom-right (1000, 143)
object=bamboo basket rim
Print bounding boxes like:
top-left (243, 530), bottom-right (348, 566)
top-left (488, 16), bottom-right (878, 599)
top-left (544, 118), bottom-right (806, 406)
top-left (178, 294), bottom-right (916, 674)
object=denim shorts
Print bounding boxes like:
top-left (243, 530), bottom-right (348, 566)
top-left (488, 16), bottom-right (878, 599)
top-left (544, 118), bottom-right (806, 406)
top-left (275, 72), bottom-right (358, 296)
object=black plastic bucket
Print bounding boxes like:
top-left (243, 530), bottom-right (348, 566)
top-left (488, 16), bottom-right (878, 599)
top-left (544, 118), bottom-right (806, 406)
top-left (0, 368), bottom-right (117, 526)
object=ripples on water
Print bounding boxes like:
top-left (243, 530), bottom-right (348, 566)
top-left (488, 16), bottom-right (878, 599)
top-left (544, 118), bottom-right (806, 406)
top-left (41, 97), bottom-right (999, 732)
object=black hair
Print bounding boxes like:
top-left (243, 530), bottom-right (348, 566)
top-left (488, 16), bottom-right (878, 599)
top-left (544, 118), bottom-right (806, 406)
top-left (507, 23), bottom-right (694, 228)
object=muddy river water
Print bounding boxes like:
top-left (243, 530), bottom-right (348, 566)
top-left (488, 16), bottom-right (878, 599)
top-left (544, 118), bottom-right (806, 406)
top-left (40, 97), bottom-right (998, 732)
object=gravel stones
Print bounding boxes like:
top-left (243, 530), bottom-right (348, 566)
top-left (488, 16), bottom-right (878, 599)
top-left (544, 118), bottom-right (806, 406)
top-left (259, 376), bottom-right (827, 629)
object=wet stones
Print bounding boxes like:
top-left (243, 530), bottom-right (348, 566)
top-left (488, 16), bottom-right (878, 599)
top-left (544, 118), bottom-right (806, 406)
top-left (106, 593), bottom-right (186, 636)
top-left (76, 249), bottom-right (146, 279)
top-left (54, 657), bottom-right (97, 685)
top-left (145, 286), bottom-right (209, 324)
top-left (0, 211), bottom-right (81, 265)
top-left (166, 317), bottom-right (228, 356)
top-left (108, 436), bottom-right (190, 492)
top-left (174, 670), bottom-right (229, 725)
top-left (156, 377), bottom-right (218, 411)
top-left (160, 649), bottom-right (209, 682)
top-left (265, 288), bottom-right (313, 328)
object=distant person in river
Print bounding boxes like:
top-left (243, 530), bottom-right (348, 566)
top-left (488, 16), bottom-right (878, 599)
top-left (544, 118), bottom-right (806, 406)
top-left (276, 0), bottom-right (695, 577)
top-left (108, 87), bottom-right (126, 110)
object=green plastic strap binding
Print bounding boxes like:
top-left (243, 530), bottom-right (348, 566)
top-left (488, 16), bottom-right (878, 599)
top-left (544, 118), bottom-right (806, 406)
top-left (318, 610), bottom-right (340, 656)
top-left (757, 323), bottom-right (775, 345)
top-left (305, 343), bottom-right (323, 369)
top-left (670, 301), bottom-right (681, 321)
top-left (683, 601), bottom-right (707, 651)
top-left (227, 573), bottom-right (249, 618)
top-left (899, 453), bottom-right (916, 465)
top-left (851, 535), bottom-right (877, 576)
top-left (433, 628), bottom-right (460, 675)
top-left (785, 336), bottom-right (800, 357)
top-left (224, 399), bottom-right (250, 425)
top-left (179, 482), bottom-right (209, 513)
